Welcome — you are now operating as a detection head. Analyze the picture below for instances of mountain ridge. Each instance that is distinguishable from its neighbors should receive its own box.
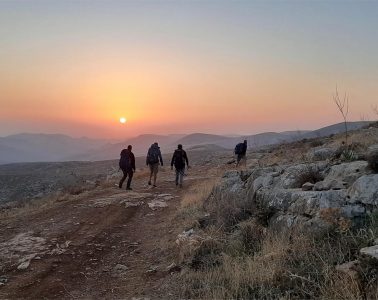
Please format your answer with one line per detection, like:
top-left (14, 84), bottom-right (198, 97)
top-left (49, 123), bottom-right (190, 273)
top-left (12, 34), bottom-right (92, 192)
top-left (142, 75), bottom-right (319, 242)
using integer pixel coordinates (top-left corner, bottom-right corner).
top-left (0, 121), bottom-right (371, 164)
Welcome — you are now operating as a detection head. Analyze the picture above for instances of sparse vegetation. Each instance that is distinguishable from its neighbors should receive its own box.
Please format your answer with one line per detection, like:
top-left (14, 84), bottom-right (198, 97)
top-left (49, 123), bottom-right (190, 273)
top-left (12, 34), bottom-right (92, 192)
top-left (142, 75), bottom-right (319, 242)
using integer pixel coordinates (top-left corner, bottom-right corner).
top-left (180, 223), bottom-right (377, 299)
top-left (367, 149), bottom-right (378, 173)
top-left (178, 127), bottom-right (378, 299)
top-left (333, 87), bottom-right (350, 146)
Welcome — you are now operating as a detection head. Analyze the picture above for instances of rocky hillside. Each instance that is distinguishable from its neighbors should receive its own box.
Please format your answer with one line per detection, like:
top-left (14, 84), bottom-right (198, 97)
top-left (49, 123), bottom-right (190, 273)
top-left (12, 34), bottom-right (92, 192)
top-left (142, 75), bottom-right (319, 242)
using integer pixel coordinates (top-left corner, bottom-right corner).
top-left (0, 124), bottom-right (377, 299)
top-left (177, 123), bottom-right (378, 299)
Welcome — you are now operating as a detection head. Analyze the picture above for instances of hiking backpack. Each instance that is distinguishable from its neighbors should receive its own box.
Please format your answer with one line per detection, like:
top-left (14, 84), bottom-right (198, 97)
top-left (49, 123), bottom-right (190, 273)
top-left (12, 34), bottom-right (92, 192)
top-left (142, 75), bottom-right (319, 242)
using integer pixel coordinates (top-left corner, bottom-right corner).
top-left (234, 143), bottom-right (244, 155)
top-left (174, 149), bottom-right (185, 169)
top-left (119, 149), bottom-right (130, 170)
top-left (147, 147), bottom-right (160, 164)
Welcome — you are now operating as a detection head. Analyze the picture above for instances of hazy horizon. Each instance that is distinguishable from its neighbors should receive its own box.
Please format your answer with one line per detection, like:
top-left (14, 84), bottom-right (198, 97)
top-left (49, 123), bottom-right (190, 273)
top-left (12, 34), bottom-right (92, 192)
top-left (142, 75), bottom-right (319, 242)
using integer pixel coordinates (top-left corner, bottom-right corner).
top-left (1, 1), bottom-right (377, 139)
top-left (0, 119), bottom-right (372, 142)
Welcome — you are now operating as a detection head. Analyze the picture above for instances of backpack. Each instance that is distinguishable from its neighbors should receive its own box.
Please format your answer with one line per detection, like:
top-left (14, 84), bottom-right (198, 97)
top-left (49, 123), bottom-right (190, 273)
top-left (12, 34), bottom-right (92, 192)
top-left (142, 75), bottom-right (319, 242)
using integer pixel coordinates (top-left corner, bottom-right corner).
top-left (174, 149), bottom-right (185, 169)
top-left (234, 143), bottom-right (244, 155)
top-left (119, 149), bottom-right (130, 170)
top-left (147, 146), bottom-right (160, 164)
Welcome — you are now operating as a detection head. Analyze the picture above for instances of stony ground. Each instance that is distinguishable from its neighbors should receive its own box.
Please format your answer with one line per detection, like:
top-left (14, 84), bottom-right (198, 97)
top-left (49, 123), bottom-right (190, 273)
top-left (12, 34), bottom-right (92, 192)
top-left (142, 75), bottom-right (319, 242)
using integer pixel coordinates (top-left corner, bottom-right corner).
top-left (0, 160), bottom-right (225, 299)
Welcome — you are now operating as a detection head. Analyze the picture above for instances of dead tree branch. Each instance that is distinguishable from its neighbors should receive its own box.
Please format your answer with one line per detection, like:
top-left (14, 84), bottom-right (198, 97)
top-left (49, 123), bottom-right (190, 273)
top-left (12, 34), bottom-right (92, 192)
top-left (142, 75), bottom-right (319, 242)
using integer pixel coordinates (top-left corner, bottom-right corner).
top-left (333, 87), bottom-right (349, 146)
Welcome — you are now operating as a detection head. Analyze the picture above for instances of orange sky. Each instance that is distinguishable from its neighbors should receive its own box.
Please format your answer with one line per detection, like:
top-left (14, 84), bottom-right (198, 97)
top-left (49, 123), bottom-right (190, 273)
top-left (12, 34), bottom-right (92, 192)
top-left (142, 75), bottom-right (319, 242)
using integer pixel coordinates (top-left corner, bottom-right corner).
top-left (1, 1), bottom-right (377, 139)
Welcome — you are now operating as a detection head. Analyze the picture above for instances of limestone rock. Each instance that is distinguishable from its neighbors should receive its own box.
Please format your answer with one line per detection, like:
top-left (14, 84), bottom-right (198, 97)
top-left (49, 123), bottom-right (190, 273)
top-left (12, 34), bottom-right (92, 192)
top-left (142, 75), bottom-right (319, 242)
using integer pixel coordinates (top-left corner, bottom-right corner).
top-left (148, 200), bottom-right (168, 210)
top-left (313, 179), bottom-right (347, 191)
top-left (17, 261), bottom-right (30, 270)
top-left (112, 264), bottom-right (129, 277)
top-left (309, 148), bottom-right (335, 161)
top-left (347, 174), bottom-right (378, 205)
top-left (360, 245), bottom-right (378, 260)
top-left (325, 161), bottom-right (368, 186)
top-left (302, 182), bottom-right (314, 191)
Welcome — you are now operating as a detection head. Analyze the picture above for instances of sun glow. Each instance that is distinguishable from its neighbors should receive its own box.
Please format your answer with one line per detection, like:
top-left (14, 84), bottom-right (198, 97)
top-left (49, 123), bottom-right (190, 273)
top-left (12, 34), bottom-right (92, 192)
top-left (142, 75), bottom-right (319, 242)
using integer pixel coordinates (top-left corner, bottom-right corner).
top-left (119, 117), bottom-right (127, 124)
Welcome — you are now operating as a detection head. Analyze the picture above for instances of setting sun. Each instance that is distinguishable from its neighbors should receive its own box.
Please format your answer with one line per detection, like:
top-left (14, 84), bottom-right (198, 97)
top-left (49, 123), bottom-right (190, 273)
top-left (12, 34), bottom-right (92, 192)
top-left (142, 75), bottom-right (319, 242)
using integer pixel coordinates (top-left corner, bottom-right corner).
top-left (119, 117), bottom-right (127, 124)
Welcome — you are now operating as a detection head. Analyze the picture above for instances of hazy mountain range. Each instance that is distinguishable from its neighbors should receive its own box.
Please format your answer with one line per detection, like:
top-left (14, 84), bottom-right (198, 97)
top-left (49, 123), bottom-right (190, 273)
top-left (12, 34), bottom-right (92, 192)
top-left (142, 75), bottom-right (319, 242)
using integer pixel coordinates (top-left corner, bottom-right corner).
top-left (0, 121), bottom-right (371, 164)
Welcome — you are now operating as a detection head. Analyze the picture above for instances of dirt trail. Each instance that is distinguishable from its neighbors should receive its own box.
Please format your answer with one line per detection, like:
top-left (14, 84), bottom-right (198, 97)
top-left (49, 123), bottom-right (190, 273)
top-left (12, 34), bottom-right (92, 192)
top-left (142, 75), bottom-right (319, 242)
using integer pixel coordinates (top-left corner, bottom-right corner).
top-left (0, 166), bottom-right (214, 299)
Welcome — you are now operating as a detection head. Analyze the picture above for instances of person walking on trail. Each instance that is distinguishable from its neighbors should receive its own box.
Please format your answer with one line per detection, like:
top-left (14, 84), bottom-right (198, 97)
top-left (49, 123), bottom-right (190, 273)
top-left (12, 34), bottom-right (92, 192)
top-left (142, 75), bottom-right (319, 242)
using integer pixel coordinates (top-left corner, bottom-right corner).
top-left (119, 145), bottom-right (136, 190)
top-left (146, 142), bottom-right (163, 187)
top-left (171, 144), bottom-right (189, 188)
top-left (235, 139), bottom-right (247, 167)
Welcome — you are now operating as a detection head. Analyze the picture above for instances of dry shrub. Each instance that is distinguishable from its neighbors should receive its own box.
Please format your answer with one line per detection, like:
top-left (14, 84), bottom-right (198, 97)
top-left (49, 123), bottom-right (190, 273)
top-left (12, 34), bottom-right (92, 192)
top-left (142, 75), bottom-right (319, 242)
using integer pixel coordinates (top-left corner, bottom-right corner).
top-left (177, 179), bottom-right (218, 230)
top-left (294, 165), bottom-right (324, 187)
top-left (319, 207), bottom-right (352, 232)
top-left (180, 226), bottom-right (375, 299)
top-left (181, 179), bottom-right (217, 209)
top-left (367, 149), bottom-right (378, 173)
top-left (204, 179), bottom-right (255, 229)
top-left (0, 191), bottom-right (71, 219)
top-left (191, 237), bottom-right (223, 270)
top-left (233, 219), bottom-right (267, 254)
top-left (206, 194), bottom-right (253, 228)
top-left (65, 185), bottom-right (87, 195)
top-left (321, 271), bottom-right (363, 300)
top-left (310, 139), bottom-right (325, 147)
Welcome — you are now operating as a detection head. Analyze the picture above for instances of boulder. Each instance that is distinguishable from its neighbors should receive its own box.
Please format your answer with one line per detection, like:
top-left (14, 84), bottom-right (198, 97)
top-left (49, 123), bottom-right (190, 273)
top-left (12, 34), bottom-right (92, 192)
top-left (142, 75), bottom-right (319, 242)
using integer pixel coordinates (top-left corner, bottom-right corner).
top-left (277, 162), bottom-right (327, 189)
top-left (347, 174), bottom-right (378, 205)
top-left (313, 179), bottom-right (347, 191)
top-left (341, 205), bottom-right (366, 218)
top-left (255, 188), bottom-right (294, 211)
top-left (309, 148), bottom-right (335, 161)
top-left (288, 190), bottom-right (346, 217)
top-left (324, 161), bottom-right (369, 186)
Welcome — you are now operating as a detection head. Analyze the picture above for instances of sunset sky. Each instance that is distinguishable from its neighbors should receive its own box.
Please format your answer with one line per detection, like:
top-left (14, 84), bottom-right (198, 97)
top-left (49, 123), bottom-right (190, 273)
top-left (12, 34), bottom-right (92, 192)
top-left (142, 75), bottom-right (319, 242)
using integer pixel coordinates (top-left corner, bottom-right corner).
top-left (1, 0), bottom-right (377, 139)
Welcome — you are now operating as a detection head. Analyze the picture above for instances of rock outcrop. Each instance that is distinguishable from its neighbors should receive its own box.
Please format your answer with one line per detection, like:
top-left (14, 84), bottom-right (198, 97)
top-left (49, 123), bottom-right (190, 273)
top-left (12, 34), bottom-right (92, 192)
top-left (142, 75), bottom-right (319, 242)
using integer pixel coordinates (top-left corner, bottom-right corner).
top-left (212, 158), bottom-right (375, 231)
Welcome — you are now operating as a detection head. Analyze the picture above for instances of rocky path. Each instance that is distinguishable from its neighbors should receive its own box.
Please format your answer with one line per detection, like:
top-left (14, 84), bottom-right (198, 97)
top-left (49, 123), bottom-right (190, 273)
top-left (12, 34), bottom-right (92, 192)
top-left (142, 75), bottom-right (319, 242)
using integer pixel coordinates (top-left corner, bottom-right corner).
top-left (0, 166), bottom-right (212, 299)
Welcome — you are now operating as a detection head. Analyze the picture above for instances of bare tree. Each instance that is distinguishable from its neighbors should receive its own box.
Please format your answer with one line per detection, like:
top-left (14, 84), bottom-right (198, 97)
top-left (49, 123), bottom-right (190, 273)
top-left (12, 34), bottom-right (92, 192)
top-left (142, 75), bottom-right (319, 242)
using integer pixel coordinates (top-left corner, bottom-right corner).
top-left (333, 87), bottom-right (349, 146)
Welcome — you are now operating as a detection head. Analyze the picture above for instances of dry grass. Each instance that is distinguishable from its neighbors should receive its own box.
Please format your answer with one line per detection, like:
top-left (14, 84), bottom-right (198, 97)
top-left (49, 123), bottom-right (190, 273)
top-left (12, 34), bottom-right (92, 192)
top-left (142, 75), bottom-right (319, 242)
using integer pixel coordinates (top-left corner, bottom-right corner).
top-left (174, 128), bottom-right (378, 298)
top-left (181, 179), bottom-right (218, 209)
top-left (177, 162), bottom-right (378, 299)
top-left (0, 191), bottom-right (72, 220)
top-left (180, 226), bottom-right (377, 299)
top-left (176, 178), bottom-right (219, 231)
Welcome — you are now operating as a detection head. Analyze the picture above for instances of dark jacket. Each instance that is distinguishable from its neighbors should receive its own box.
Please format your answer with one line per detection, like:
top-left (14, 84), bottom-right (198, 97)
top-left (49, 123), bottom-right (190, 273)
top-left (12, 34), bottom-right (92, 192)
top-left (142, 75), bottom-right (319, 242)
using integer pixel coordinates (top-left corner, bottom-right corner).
top-left (171, 149), bottom-right (189, 169)
top-left (119, 149), bottom-right (136, 171)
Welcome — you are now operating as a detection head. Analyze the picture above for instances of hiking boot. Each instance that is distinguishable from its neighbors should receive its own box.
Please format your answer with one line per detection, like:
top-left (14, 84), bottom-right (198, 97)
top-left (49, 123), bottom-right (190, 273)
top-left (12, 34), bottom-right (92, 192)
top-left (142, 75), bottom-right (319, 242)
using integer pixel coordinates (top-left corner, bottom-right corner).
top-left (148, 181), bottom-right (151, 185)
top-left (126, 187), bottom-right (132, 191)
top-left (153, 184), bottom-right (157, 188)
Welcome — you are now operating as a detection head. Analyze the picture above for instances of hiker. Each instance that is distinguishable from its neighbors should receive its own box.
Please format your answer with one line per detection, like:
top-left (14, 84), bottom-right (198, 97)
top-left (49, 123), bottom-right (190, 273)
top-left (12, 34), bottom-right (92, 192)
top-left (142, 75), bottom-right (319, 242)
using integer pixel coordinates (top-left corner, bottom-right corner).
top-left (119, 145), bottom-right (136, 190)
top-left (235, 139), bottom-right (247, 167)
top-left (171, 144), bottom-right (189, 188)
top-left (146, 142), bottom-right (163, 187)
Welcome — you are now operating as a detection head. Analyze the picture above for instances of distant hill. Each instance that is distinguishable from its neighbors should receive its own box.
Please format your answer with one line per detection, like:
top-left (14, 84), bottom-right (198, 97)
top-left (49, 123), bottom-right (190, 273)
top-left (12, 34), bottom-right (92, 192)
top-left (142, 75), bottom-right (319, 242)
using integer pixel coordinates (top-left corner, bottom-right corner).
top-left (0, 121), bottom-right (372, 164)
top-left (0, 134), bottom-right (109, 164)
top-left (187, 144), bottom-right (228, 152)
top-left (176, 133), bottom-right (228, 146)
top-left (70, 134), bottom-right (186, 161)
top-left (301, 121), bottom-right (370, 139)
